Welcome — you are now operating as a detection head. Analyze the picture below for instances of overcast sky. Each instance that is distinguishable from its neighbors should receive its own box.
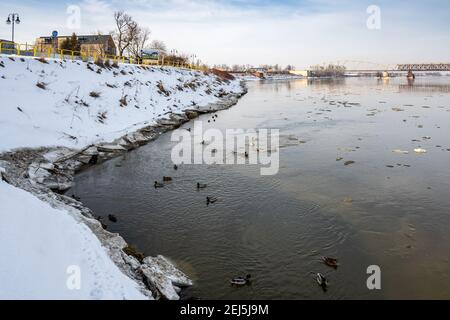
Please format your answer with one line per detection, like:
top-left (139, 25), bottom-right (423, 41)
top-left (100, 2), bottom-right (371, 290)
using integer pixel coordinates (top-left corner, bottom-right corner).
top-left (1, 0), bottom-right (449, 68)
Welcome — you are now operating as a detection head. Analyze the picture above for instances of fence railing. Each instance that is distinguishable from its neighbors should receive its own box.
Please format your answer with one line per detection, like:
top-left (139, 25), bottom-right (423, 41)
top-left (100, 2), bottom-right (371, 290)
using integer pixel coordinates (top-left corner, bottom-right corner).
top-left (0, 41), bottom-right (206, 71)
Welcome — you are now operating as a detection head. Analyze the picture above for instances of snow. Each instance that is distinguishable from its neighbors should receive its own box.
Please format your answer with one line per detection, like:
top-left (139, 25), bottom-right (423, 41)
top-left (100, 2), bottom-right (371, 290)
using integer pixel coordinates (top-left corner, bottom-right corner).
top-left (0, 55), bottom-right (243, 299)
top-left (141, 256), bottom-right (193, 300)
top-left (0, 55), bottom-right (242, 152)
top-left (0, 179), bottom-right (147, 300)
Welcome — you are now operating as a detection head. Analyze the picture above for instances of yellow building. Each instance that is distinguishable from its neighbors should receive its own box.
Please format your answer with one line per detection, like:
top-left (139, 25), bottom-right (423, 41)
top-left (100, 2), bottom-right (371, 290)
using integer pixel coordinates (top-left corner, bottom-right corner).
top-left (35, 34), bottom-right (117, 57)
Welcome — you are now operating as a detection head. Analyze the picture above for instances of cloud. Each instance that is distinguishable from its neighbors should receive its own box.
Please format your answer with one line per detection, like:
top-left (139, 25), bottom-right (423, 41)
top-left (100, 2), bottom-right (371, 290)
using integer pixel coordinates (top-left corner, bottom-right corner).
top-left (1, 0), bottom-right (449, 67)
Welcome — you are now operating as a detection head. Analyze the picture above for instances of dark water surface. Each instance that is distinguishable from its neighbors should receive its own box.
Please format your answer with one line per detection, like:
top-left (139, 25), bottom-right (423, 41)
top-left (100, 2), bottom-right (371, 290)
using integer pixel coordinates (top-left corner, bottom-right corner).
top-left (69, 77), bottom-right (450, 299)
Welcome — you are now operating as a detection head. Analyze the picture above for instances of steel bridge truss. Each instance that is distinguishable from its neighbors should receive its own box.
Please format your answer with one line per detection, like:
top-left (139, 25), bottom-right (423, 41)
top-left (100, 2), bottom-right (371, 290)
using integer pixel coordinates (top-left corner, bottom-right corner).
top-left (397, 63), bottom-right (450, 71)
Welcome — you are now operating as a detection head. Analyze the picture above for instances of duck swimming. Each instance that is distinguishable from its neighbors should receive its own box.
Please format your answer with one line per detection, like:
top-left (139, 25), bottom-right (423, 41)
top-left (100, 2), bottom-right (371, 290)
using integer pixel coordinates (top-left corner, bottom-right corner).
top-left (230, 274), bottom-right (251, 287)
top-left (322, 257), bottom-right (339, 269)
top-left (154, 181), bottom-right (164, 188)
top-left (315, 273), bottom-right (328, 291)
top-left (197, 183), bottom-right (207, 189)
top-left (173, 165), bottom-right (178, 170)
top-left (206, 196), bottom-right (218, 205)
top-left (163, 176), bottom-right (173, 182)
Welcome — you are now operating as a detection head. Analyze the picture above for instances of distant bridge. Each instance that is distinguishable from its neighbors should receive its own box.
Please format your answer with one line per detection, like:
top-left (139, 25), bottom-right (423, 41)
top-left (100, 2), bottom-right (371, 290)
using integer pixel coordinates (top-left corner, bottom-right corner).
top-left (396, 63), bottom-right (450, 71)
top-left (305, 61), bottom-right (450, 72)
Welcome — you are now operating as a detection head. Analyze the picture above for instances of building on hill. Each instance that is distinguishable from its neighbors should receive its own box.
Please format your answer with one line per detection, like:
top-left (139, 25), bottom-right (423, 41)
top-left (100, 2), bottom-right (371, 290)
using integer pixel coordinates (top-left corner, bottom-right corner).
top-left (35, 34), bottom-right (117, 57)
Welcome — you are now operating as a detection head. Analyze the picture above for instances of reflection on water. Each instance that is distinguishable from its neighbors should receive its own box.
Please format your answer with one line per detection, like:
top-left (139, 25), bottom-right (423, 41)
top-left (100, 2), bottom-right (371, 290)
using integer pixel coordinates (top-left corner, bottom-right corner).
top-left (399, 82), bottom-right (450, 93)
top-left (68, 77), bottom-right (450, 299)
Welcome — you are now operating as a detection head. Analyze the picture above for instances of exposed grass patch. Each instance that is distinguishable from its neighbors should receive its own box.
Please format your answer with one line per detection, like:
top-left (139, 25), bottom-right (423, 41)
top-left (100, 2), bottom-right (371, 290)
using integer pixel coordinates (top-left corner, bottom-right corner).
top-left (75, 99), bottom-right (89, 107)
top-left (119, 95), bottom-right (128, 107)
top-left (97, 111), bottom-right (108, 123)
top-left (215, 89), bottom-right (227, 98)
top-left (89, 91), bottom-right (101, 98)
top-left (87, 63), bottom-right (95, 72)
top-left (211, 68), bottom-right (235, 81)
top-left (36, 81), bottom-right (47, 90)
top-left (36, 57), bottom-right (49, 64)
top-left (157, 82), bottom-right (170, 96)
top-left (94, 58), bottom-right (105, 68)
top-left (184, 80), bottom-right (198, 91)
top-left (123, 245), bottom-right (145, 263)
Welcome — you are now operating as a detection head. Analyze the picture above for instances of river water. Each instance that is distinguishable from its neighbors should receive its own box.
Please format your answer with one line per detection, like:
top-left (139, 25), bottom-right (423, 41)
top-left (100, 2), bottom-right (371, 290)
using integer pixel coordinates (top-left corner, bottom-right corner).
top-left (68, 77), bottom-right (450, 299)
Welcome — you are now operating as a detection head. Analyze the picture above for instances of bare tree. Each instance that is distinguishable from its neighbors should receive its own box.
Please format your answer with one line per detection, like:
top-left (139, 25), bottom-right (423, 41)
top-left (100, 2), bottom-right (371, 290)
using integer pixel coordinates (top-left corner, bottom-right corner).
top-left (149, 40), bottom-right (167, 54)
top-left (112, 11), bottom-right (138, 57)
top-left (129, 27), bottom-right (151, 60)
top-left (285, 65), bottom-right (294, 71)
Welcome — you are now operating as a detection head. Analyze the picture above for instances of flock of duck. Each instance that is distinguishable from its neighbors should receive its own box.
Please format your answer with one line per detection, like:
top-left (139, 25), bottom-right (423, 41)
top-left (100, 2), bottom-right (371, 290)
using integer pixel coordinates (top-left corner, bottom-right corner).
top-left (155, 159), bottom-right (339, 291)
top-left (153, 174), bottom-right (218, 205)
top-left (151, 112), bottom-right (341, 292)
top-left (313, 257), bottom-right (339, 292)
top-left (228, 256), bottom-right (339, 290)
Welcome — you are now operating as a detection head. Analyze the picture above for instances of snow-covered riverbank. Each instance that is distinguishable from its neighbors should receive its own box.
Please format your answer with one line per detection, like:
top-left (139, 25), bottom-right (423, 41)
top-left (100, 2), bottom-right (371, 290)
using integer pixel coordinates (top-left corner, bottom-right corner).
top-left (0, 55), bottom-right (246, 300)
top-left (0, 56), bottom-right (242, 152)
top-left (0, 177), bottom-right (148, 300)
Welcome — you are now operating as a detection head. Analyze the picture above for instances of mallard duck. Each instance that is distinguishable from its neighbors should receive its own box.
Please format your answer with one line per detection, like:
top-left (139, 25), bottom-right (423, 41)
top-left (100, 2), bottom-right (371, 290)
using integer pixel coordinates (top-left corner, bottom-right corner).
top-left (322, 257), bottom-right (339, 269)
top-left (154, 181), bottom-right (164, 188)
top-left (173, 165), bottom-right (178, 170)
top-left (163, 176), bottom-right (173, 182)
top-left (197, 183), bottom-right (207, 189)
top-left (206, 196), bottom-right (218, 204)
top-left (230, 274), bottom-right (251, 287)
top-left (316, 273), bottom-right (328, 291)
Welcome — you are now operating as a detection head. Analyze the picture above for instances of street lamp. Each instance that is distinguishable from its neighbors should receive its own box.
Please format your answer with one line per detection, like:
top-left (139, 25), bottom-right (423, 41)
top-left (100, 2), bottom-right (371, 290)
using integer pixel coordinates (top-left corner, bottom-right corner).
top-left (6, 13), bottom-right (20, 43)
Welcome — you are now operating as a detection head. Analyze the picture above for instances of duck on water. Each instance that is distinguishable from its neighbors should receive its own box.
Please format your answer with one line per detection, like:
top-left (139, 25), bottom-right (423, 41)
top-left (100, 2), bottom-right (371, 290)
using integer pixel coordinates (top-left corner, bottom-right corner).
top-left (230, 274), bottom-right (252, 287)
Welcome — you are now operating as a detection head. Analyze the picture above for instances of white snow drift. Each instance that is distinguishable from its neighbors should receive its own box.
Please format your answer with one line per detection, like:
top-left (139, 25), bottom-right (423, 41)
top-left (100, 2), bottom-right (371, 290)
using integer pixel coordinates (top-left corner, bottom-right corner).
top-left (0, 55), bottom-right (242, 152)
top-left (0, 177), bottom-right (147, 300)
top-left (0, 55), bottom-right (243, 299)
